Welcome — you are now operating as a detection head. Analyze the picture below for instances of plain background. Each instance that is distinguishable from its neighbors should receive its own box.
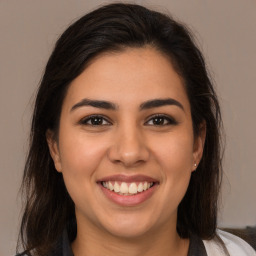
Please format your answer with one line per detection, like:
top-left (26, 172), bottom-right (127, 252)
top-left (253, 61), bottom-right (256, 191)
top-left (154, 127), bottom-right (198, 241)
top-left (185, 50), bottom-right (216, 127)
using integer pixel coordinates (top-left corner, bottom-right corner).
top-left (0, 0), bottom-right (255, 255)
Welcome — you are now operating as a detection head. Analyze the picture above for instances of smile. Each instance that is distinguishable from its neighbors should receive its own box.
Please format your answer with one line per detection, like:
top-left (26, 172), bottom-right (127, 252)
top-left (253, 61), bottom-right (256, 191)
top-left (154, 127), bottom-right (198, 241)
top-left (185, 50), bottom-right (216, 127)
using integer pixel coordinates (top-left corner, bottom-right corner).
top-left (101, 181), bottom-right (154, 195)
top-left (98, 175), bottom-right (159, 206)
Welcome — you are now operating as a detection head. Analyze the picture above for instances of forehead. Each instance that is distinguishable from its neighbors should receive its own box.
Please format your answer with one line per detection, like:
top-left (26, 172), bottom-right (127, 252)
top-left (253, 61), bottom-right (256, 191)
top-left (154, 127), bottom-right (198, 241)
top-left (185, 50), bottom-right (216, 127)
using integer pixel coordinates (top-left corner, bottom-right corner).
top-left (63, 47), bottom-right (190, 112)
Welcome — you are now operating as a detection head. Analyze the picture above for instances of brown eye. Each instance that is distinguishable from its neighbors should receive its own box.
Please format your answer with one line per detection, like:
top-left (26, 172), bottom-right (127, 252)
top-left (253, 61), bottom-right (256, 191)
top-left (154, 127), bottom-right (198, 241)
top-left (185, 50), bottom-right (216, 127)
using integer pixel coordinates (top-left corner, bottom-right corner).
top-left (91, 117), bottom-right (103, 125)
top-left (80, 115), bottom-right (111, 126)
top-left (152, 117), bottom-right (165, 125)
top-left (145, 115), bottom-right (177, 126)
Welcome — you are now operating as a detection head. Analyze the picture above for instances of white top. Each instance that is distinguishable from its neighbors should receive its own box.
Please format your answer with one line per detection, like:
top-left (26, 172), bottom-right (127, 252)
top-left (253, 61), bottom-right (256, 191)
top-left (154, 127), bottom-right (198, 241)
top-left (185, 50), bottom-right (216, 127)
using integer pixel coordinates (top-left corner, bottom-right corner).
top-left (203, 229), bottom-right (255, 256)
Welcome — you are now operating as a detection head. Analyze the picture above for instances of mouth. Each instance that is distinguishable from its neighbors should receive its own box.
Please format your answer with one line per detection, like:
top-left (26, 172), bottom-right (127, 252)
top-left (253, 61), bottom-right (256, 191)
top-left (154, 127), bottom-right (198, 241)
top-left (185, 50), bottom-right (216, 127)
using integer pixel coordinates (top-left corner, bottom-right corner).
top-left (98, 175), bottom-right (159, 206)
top-left (101, 181), bottom-right (155, 196)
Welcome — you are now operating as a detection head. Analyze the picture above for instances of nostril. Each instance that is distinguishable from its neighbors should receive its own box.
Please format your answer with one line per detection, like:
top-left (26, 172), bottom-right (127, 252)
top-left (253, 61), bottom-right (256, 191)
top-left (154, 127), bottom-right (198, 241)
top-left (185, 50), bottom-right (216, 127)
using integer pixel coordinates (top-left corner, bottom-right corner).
top-left (107, 136), bottom-right (150, 166)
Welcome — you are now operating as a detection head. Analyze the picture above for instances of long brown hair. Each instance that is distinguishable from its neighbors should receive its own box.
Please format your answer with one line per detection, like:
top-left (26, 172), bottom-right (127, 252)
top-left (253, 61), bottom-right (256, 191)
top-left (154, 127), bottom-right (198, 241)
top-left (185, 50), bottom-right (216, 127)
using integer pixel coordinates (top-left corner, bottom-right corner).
top-left (17, 3), bottom-right (223, 255)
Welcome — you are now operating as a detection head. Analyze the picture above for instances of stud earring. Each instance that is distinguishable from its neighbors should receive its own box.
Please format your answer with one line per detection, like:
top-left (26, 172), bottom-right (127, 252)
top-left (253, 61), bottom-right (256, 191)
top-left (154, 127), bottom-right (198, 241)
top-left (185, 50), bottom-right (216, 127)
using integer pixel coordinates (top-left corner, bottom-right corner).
top-left (194, 163), bottom-right (197, 167)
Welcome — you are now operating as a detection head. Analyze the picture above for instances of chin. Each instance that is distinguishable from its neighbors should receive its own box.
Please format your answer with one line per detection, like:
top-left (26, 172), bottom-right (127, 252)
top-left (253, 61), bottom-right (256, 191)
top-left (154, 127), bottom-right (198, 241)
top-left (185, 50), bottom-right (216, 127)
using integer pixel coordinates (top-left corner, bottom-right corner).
top-left (106, 225), bottom-right (152, 239)
top-left (100, 214), bottom-right (154, 239)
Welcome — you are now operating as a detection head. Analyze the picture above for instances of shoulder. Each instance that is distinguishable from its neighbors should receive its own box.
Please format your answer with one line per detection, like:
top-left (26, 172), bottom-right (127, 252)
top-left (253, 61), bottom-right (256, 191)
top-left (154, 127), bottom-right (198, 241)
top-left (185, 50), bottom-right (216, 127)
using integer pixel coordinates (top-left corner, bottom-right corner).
top-left (203, 229), bottom-right (256, 256)
top-left (218, 230), bottom-right (256, 255)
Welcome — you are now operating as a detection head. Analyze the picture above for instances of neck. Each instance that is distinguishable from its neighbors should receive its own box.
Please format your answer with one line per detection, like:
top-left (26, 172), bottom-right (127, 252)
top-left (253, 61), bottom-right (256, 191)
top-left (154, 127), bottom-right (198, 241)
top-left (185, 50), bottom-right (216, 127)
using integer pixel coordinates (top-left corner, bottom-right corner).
top-left (72, 217), bottom-right (189, 256)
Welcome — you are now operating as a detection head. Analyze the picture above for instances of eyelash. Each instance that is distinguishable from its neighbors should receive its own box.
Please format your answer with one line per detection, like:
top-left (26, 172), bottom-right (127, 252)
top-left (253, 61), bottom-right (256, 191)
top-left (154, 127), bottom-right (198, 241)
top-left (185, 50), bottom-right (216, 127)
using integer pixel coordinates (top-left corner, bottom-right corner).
top-left (79, 114), bottom-right (178, 127)
top-left (145, 114), bottom-right (178, 126)
top-left (79, 115), bottom-right (112, 126)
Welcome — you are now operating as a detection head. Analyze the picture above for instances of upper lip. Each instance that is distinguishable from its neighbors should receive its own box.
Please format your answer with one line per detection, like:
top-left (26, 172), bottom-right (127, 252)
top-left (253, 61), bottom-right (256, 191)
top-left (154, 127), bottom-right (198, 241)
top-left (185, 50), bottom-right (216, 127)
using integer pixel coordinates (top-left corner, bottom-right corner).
top-left (98, 174), bottom-right (158, 183)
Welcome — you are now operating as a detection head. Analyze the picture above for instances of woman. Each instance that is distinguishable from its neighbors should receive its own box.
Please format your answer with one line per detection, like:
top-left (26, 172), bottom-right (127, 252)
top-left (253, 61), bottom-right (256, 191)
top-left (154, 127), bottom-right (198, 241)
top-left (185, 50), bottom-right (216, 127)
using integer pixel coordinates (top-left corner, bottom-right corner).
top-left (16, 3), bottom-right (255, 256)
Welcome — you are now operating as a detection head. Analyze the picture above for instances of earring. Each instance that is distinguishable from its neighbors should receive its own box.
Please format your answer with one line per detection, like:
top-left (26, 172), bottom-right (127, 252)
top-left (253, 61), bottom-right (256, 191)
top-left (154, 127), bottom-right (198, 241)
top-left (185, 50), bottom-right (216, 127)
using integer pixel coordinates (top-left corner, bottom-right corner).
top-left (194, 163), bottom-right (197, 167)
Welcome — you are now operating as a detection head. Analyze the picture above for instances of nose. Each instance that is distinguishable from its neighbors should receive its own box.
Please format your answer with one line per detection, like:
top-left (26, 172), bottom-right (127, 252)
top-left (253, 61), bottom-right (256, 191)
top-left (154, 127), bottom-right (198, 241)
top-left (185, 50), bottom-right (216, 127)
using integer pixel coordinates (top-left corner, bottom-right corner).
top-left (107, 126), bottom-right (150, 168)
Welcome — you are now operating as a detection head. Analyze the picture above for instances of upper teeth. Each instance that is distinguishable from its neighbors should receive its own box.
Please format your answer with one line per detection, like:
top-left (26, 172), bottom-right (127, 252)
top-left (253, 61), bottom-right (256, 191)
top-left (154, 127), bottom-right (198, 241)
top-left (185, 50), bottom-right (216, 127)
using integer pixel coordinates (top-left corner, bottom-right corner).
top-left (102, 181), bottom-right (153, 195)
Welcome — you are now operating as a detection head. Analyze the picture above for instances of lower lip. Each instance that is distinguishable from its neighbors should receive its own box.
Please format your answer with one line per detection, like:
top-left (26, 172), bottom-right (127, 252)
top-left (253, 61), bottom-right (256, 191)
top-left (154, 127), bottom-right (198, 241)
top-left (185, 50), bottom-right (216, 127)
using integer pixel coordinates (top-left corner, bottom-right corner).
top-left (99, 183), bottom-right (158, 206)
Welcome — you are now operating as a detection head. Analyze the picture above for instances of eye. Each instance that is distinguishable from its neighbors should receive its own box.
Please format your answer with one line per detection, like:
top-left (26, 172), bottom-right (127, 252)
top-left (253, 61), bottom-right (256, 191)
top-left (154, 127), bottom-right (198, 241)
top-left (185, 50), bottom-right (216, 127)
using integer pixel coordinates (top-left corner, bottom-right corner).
top-left (79, 115), bottom-right (111, 126)
top-left (145, 114), bottom-right (177, 126)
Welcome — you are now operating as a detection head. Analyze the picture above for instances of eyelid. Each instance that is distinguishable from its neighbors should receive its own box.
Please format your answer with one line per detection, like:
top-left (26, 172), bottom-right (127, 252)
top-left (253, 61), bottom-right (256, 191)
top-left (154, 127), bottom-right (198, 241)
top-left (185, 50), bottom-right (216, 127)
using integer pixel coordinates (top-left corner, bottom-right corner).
top-left (79, 114), bottom-right (112, 125)
top-left (78, 114), bottom-right (177, 126)
top-left (144, 114), bottom-right (178, 126)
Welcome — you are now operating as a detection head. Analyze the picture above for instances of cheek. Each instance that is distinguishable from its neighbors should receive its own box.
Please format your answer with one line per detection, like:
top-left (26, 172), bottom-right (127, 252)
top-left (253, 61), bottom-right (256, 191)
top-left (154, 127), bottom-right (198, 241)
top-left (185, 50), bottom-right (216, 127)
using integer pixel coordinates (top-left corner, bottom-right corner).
top-left (152, 131), bottom-right (194, 200)
top-left (57, 131), bottom-right (110, 206)
top-left (59, 133), bottom-right (108, 174)
top-left (58, 132), bottom-right (109, 208)
top-left (153, 131), bottom-right (194, 173)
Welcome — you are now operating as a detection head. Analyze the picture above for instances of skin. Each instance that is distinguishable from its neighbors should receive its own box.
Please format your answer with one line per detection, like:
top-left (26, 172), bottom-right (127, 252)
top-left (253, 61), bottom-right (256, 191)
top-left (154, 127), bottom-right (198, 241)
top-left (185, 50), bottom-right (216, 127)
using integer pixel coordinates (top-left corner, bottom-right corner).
top-left (47, 47), bottom-right (205, 256)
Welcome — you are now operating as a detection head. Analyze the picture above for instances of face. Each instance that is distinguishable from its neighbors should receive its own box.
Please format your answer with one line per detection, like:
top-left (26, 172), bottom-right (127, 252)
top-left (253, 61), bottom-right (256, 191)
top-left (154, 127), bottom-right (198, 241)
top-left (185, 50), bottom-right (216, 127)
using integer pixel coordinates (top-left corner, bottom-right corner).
top-left (47, 47), bottom-right (205, 239)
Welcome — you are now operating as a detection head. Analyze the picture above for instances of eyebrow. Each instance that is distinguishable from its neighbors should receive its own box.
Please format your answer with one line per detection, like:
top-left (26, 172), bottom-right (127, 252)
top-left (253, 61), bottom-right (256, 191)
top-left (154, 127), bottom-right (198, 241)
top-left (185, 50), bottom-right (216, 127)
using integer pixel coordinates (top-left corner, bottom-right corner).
top-left (71, 99), bottom-right (117, 112)
top-left (70, 98), bottom-right (184, 112)
top-left (140, 98), bottom-right (184, 111)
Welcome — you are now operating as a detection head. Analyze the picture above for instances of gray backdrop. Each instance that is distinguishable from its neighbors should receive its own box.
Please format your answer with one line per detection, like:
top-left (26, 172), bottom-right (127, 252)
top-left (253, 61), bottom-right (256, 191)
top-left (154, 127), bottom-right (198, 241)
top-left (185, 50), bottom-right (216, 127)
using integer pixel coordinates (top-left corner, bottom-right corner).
top-left (0, 0), bottom-right (255, 255)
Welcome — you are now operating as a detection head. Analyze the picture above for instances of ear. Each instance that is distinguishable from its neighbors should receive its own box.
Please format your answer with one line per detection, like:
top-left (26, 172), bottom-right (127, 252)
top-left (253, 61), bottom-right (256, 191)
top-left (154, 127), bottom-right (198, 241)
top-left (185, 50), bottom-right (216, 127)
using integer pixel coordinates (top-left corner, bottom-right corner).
top-left (192, 121), bottom-right (206, 171)
top-left (46, 129), bottom-right (62, 173)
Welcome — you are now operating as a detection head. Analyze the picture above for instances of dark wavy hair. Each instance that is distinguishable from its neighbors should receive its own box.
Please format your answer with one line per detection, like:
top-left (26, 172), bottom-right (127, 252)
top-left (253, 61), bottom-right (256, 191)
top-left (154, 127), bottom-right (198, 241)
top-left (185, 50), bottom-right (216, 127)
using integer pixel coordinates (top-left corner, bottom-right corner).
top-left (17, 3), bottom-right (223, 255)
